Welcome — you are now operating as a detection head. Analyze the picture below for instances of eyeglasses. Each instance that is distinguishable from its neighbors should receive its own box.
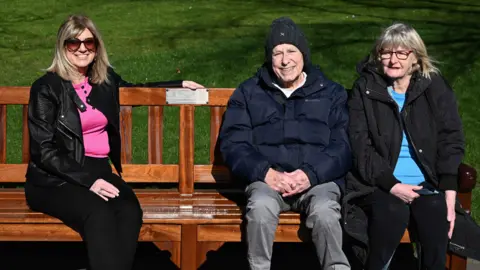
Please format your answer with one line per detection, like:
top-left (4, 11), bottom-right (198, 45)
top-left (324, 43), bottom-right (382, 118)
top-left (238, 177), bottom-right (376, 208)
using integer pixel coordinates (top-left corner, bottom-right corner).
top-left (379, 50), bottom-right (413, 60)
top-left (64, 38), bottom-right (97, 52)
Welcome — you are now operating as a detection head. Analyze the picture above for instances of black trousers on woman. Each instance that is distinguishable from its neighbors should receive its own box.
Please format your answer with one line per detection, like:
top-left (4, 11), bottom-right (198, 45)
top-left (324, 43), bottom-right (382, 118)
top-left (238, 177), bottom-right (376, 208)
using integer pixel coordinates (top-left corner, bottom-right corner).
top-left (25, 157), bottom-right (143, 270)
top-left (364, 189), bottom-right (449, 270)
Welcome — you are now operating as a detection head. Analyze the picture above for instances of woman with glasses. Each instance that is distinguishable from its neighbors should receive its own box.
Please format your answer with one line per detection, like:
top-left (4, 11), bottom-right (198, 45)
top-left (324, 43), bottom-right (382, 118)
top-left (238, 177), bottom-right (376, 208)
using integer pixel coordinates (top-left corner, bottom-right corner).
top-left (343, 23), bottom-right (464, 269)
top-left (24, 14), bottom-right (203, 270)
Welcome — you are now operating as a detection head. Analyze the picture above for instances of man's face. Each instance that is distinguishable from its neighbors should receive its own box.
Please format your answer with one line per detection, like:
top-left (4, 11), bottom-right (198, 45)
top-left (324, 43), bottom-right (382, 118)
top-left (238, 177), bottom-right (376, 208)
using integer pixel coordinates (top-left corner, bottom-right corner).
top-left (271, 43), bottom-right (304, 88)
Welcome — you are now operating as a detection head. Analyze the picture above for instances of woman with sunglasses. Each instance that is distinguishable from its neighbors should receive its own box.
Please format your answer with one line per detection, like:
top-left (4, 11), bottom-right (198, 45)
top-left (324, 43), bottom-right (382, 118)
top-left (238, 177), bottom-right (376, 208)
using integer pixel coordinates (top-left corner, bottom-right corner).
top-left (343, 23), bottom-right (464, 269)
top-left (24, 15), bottom-right (203, 270)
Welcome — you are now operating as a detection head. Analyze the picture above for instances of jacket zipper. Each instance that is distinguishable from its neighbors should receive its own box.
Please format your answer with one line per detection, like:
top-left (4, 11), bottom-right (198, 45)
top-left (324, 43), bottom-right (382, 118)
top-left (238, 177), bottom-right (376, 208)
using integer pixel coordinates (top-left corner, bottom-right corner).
top-left (56, 126), bottom-right (73, 140)
top-left (369, 87), bottom-right (403, 167)
top-left (57, 120), bottom-right (75, 140)
top-left (402, 108), bottom-right (436, 183)
top-left (58, 120), bottom-right (81, 142)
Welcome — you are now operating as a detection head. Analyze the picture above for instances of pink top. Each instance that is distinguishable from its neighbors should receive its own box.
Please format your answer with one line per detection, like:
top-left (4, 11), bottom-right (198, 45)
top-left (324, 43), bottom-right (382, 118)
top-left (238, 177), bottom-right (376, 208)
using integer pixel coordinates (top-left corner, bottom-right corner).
top-left (72, 78), bottom-right (110, 158)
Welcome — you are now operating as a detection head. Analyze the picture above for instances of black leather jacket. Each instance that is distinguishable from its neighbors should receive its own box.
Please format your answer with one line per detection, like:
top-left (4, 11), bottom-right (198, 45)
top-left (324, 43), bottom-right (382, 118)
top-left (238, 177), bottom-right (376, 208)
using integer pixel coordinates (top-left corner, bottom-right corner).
top-left (26, 69), bottom-right (183, 188)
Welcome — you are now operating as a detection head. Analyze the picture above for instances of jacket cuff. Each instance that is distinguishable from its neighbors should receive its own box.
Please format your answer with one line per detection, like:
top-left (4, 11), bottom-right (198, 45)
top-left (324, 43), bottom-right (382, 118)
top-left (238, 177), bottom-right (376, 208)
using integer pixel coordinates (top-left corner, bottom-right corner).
top-left (81, 174), bottom-right (99, 188)
top-left (438, 174), bottom-right (458, 191)
top-left (377, 170), bottom-right (401, 192)
top-left (254, 163), bottom-right (271, 183)
top-left (300, 164), bottom-right (318, 186)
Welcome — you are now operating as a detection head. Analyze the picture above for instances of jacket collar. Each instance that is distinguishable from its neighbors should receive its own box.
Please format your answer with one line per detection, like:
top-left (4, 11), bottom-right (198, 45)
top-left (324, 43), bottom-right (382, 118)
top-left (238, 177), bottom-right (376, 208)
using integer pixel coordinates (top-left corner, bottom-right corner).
top-left (60, 79), bottom-right (87, 112)
top-left (357, 56), bottom-right (432, 106)
top-left (257, 63), bottom-right (328, 97)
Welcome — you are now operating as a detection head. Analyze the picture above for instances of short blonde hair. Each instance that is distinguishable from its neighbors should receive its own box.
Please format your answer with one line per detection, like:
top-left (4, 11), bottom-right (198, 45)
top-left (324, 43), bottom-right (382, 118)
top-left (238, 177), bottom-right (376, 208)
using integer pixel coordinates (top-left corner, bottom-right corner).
top-left (47, 15), bottom-right (111, 84)
top-left (369, 23), bottom-right (439, 78)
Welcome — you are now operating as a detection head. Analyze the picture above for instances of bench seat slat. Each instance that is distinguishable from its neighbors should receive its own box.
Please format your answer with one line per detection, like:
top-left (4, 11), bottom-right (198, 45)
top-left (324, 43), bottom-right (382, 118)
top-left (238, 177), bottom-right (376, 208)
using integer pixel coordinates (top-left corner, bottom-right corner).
top-left (0, 223), bottom-right (180, 241)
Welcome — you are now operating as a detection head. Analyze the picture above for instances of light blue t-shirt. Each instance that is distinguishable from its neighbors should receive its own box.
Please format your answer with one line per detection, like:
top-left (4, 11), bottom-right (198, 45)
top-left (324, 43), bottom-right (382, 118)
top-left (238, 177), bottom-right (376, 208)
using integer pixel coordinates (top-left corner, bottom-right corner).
top-left (388, 86), bottom-right (424, 186)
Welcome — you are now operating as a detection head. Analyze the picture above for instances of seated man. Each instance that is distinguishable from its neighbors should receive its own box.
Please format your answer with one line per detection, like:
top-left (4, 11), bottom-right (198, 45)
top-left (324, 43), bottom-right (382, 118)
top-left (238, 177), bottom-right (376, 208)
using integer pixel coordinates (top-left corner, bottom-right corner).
top-left (219, 17), bottom-right (351, 270)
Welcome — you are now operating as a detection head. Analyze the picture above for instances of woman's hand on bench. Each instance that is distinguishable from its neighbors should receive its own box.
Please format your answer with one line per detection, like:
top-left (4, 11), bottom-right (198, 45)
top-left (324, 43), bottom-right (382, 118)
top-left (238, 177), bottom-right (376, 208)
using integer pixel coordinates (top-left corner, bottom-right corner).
top-left (182, 80), bottom-right (204, 90)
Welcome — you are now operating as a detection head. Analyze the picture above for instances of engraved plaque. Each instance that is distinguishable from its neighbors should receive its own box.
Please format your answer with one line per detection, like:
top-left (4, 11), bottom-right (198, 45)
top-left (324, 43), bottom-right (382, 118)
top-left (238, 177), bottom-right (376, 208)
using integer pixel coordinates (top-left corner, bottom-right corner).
top-left (166, 88), bottom-right (209, 104)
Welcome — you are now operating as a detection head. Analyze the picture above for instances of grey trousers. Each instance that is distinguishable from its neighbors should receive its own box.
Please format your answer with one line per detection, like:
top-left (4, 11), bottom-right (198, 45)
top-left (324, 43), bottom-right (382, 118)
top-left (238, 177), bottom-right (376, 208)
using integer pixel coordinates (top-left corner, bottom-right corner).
top-left (245, 181), bottom-right (350, 270)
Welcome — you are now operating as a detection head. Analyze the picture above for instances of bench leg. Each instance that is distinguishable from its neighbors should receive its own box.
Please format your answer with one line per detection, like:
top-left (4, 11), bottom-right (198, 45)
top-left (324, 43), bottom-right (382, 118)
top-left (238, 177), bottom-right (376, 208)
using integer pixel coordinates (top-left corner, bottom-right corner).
top-left (181, 224), bottom-right (198, 270)
top-left (153, 241), bottom-right (181, 268)
top-left (197, 241), bottom-right (224, 268)
top-left (446, 252), bottom-right (467, 270)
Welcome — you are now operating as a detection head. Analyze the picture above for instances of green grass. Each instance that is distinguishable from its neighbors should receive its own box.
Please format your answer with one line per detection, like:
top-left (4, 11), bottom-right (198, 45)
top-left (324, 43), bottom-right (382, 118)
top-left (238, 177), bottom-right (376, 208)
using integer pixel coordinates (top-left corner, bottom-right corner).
top-left (1, 0), bottom-right (479, 219)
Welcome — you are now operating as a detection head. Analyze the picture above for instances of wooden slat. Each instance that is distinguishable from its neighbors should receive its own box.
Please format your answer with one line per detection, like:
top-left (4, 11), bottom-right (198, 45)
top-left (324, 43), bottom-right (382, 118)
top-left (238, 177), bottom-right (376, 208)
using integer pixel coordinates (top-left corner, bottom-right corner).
top-left (0, 87), bottom-right (29, 104)
top-left (0, 87), bottom-right (235, 106)
top-left (181, 224), bottom-right (198, 270)
top-left (194, 165), bottom-right (231, 183)
top-left (148, 106), bottom-right (164, 164)
top-left (22, 105), bottom-right (29, 163)
top-left (0, 105), bottom-right (6, 163)
top-left (206, 88), bottom-right (234, 106)
top-left (198, 224), bottom-right (413, 244)
top-left (179, 106), bottom-right (195, 194)
top-left (198, 224), bottom-right (303, 242)
top-left (400, 230), bottom-right (410, 243)
top-left (210, 106), bottom-right (226, 164)
top-left (0, 87), bottom-right (234, 106)
top-left (119, 87), bottom-right (166, 105)
top-left (0, 189), bottom-right (183, 198)
top-left (119, 164), bottom-right (178, 182)
top-left (120, 106), bottom-right (133, 164)
top-left (0, 164), bottom-right (179, 183)
top-left (0, 224), bottom-right (181, 241)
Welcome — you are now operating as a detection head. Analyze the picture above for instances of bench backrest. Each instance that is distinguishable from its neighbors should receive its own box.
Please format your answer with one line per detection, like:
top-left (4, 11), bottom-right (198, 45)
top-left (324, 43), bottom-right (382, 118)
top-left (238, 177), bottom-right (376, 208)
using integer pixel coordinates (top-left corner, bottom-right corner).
top-left (0, 86), bottom-right (234, 195)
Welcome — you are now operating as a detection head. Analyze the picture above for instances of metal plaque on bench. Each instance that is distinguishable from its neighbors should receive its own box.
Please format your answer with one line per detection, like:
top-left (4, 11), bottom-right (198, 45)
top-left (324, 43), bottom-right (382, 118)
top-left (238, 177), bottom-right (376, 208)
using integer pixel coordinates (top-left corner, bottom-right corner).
top-left (166, 88), bottom-right (209, 104)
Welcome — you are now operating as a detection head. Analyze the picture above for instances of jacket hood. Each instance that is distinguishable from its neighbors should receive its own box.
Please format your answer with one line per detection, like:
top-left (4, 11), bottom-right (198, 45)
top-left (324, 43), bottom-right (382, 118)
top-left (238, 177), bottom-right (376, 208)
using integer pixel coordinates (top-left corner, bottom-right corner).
top-left (355, 55), bottom-right (396, 87)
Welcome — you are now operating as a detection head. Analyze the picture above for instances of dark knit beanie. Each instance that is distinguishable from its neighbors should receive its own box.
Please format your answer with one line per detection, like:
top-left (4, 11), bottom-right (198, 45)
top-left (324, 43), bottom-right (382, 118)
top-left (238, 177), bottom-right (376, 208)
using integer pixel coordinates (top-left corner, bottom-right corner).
top-left (265, 17), bottom-right (310, 65)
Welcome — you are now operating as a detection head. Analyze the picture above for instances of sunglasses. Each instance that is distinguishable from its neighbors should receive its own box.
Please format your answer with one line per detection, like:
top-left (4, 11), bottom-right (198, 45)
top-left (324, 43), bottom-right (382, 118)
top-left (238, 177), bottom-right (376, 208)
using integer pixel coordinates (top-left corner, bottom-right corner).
top-left (65, 37), bottom-right (97, 52)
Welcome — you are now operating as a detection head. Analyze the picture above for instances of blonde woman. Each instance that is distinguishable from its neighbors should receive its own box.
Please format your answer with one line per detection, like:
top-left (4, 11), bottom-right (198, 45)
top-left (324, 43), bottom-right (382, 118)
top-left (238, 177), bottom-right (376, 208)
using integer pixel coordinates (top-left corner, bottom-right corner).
top-left (24, 15), bottom-right (203, 270)
top-left (343, 23), bottom-right (464, 269)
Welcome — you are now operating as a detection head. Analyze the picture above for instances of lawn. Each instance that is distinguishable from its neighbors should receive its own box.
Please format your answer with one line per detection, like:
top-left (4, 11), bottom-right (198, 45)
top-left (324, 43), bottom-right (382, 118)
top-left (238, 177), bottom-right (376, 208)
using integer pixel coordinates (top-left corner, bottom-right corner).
top-left (0, 0), bottom-right (479, 219)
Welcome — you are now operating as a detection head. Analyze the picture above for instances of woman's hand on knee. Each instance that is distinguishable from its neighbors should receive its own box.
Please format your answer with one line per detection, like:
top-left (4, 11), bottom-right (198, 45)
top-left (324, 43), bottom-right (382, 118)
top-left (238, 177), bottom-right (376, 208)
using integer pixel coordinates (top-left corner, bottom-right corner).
top-left (390, 183), bottom-right (421, 204)
top-left (89, 179), bottom-right (120, 201)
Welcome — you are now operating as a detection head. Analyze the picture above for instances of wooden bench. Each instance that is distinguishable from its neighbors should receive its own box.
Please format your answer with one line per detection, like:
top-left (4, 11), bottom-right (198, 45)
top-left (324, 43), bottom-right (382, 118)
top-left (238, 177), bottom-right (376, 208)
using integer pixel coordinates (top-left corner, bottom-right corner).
top-left (0, 86), bottom-right (477, 270)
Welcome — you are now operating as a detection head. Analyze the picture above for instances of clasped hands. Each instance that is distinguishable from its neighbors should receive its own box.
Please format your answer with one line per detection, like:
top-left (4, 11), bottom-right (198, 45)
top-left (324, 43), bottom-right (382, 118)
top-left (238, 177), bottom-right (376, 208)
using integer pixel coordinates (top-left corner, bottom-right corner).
top-left (264, 168), bottom-right (311, 197)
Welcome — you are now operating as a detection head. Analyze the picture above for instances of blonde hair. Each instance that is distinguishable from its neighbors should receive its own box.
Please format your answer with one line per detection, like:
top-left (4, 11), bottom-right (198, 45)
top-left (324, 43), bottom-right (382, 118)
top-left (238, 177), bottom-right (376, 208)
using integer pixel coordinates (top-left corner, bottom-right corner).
top-left (47, 15), bottom-right (111, 84)
top-left (369, 23), bottom-right (439, 78)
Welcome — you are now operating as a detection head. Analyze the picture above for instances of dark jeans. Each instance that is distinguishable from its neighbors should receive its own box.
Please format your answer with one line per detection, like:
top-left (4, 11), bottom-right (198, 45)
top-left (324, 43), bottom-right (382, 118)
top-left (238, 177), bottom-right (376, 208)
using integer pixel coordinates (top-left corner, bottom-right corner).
top-left (364, 189), bottom-right (449, 270)
top-left (25, 157), bottom-right (143, 270)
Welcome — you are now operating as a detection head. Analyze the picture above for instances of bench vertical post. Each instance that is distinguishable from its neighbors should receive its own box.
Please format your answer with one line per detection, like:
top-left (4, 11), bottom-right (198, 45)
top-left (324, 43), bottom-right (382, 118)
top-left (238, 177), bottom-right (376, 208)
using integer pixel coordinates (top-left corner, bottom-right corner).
top-left (209, 106), bottom-right (225, 164)
top-left (178, 105), bottom-right (195, 195)
top-left (22, 106), bottom-right (29, 163)
top-left (120, 106), bottom-right (133, 164)
top-left (148, 106), bottom-right (164, 164)
top-left (178, 105), bottom-right (196, 270)
top-left (0, 105), bottom-right (6, 163)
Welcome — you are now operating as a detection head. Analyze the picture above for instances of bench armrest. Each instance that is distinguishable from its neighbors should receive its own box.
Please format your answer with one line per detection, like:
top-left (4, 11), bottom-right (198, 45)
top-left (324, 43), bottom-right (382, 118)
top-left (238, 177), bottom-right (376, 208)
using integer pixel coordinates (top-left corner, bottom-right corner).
top-left (458, 163), bottom-right (477, 193)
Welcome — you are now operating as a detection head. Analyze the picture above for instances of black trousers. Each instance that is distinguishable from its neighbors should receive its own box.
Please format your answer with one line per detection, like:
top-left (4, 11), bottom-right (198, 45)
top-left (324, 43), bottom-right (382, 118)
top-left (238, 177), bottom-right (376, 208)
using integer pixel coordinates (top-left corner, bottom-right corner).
top-left (364, 189), bottom-right (449, 270)
top-left (25, 157), bottom-right (143, 270)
